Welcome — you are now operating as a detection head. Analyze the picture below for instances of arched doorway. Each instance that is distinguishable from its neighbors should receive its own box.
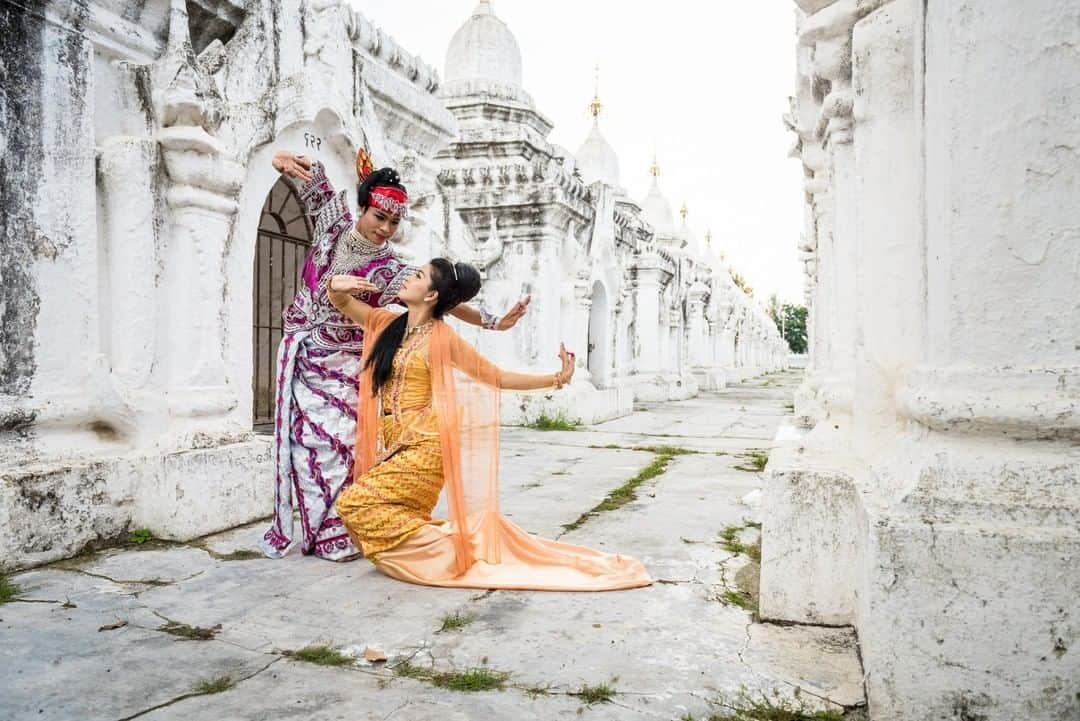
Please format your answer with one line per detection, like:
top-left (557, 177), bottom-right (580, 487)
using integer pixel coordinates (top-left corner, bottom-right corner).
top-left (587, 280), bottom-right (609, 386)
top-left (252, 178), bottom-right (312, 431)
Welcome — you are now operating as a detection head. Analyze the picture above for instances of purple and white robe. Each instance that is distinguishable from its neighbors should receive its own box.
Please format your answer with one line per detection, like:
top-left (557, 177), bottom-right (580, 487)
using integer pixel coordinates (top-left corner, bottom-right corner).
top-left (260, 161), bottom-right (414, 561)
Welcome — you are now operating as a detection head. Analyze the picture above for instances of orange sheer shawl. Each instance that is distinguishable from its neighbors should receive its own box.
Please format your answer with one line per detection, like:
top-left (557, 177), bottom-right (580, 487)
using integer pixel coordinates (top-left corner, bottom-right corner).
top-left (355, 310), bottom-right (652, 591)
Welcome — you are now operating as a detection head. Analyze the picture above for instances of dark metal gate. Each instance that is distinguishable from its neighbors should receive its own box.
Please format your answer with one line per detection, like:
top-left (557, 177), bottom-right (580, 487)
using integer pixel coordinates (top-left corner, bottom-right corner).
top-left (253, 178), bottom-right (313, 431)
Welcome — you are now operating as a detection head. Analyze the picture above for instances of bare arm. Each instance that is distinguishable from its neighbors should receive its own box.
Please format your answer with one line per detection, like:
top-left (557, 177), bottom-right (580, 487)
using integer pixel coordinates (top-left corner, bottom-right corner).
top-left (326, 275), bottom-right (381, 326)
top-left (448, 296), bottom-right (532, 331)
top-left (447, 303), bottom-right (484, 326)
top-left (498, 344), bottom-right (576, 391)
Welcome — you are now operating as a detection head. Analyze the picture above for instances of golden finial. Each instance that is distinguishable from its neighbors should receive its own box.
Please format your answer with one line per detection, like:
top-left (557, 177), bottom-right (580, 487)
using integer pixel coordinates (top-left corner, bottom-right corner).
top-left (680, 202), bottom-right (688, 221)
top-left (588, 64), bottom-right (602, 119)
top-left (705, 228), bottom-right (713, 245)
top-left (649, 153), bottom-right (660, 178)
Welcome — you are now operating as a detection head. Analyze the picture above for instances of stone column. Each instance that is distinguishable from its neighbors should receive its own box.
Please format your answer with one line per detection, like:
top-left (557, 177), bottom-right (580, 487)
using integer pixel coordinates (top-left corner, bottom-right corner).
top-left (151, 0), bottom-right (244, 424)
top-left (850, 0), bottom-right (921, 452)
top-left (716, 294), bottom-right (737, 375)
top-left (94, 138), bottom-right (165, 441)
top-left (667, 306), bottom-right (681, 376)
top-left (812, 27), bottom-right (856, 422)
top-left (631, 260), bottom-right (665, 376)
top-left (868, 1), bottom-right (1080, 717)
top-left (687, 284), bottom-right (708, 370)
top-left (573, 272), bottom-right (593, 383)
top-left (761, 1), bottom-right (861, 628)
top-left (158, 128), bottom-right (243, 419)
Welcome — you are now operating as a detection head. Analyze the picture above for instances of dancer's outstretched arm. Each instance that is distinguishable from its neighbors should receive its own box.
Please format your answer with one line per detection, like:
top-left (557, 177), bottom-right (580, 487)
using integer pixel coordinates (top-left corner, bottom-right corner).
top-left (448, 296), bottom-right (531, 331)
top-left (499, 343), bottom-right (576, 390)
top-left (326, 275), bottom-right (381, 326)
top-left (451, 334), bottom-right (576, 391)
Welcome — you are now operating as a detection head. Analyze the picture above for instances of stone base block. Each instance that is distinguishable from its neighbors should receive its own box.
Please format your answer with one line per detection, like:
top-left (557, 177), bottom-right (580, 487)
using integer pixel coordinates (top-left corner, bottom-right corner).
top-left (759, 421), bottom-right (860, 625)
top-left (631, 373), bottom-right (699, 402)
top-left (693, 368), bottom-right (727, 391)
top-left (859, 511), bottom-right (1080, 721)
top-left (727, 366), bottom-right (768, 384)
top-left (501, 382), bottom-right (633, 426)
top-left (134, 439), bottom-right (274, 541)
top-left (0, 438), bottom-right (273, 572)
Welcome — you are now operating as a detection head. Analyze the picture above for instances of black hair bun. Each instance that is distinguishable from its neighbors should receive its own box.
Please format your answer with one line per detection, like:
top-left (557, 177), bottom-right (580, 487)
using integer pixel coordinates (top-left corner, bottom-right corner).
top-left (452, 262), bottom-right (482, 306)
top-left (370, 167), bottom-right (400, 185)
top-left (357, 166), bottom-right (406, 209)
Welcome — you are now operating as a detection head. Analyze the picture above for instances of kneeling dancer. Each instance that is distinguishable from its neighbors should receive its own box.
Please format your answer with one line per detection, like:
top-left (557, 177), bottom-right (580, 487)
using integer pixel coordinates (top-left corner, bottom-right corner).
top-left (328, 260), bottom-right (652, 591)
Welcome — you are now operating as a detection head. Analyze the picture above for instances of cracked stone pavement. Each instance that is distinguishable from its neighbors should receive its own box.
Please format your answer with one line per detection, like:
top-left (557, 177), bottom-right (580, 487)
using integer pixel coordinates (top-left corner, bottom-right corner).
top-left (1, 370), bottom-right (865, 720)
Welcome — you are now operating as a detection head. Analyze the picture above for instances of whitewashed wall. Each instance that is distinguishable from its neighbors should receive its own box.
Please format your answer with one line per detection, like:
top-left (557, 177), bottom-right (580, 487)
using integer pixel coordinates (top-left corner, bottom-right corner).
top-left (763, 1), bottom-right (1080, 719)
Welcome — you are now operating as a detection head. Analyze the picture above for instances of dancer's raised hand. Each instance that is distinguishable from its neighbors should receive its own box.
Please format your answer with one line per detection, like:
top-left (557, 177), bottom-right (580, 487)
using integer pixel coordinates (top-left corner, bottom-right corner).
top-left (272, 150), bottom-right (313, 183)
top-left (327, 275), bottom-right (380, 327)
top-left (328, 275), bottom-right (379, 295)
top-left (496, 295), bottom-right (531, 331)
top-left (554, 343), bottom-right (576, 389)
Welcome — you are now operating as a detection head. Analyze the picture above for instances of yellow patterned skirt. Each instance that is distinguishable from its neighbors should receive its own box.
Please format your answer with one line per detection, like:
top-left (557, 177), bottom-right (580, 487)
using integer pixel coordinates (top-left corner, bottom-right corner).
top-left (336, 412), bottom-right (444, 559)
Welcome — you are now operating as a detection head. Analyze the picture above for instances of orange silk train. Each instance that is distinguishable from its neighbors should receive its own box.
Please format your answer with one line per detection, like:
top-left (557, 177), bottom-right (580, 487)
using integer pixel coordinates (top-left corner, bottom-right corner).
top-left (354, 311), bottom-right (652, 591)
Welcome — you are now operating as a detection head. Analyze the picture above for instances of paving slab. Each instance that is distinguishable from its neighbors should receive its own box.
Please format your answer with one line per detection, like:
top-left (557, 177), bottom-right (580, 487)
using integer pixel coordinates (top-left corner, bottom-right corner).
top-left (0, 371), bottom-right (865, 720)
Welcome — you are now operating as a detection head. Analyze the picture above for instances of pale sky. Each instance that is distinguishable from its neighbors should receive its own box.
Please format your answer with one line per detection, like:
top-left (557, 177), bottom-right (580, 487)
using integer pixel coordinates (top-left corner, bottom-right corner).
top-left (352, 1), bottom-right (805, 304)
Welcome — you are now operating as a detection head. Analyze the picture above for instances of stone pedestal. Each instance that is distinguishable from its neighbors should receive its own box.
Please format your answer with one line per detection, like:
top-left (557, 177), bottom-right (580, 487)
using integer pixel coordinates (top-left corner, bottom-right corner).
top-left (767, 1), bottom-right (1080, 718)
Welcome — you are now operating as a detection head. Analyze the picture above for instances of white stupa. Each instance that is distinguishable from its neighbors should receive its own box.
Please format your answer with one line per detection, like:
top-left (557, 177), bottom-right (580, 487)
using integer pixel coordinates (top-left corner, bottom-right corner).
top-left (640, 157), bottom-right (677, 237)
top-left (575, 72), bottom-right (620, 186)
top-left (443, 0), bottom-right (531, 104)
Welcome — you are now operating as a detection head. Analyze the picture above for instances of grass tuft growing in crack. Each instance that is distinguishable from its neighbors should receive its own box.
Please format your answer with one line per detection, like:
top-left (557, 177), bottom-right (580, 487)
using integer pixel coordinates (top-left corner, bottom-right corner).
top-left (571, 681), bottom-right (617, 704)
top-left (719, 525), bottom-right (762, 562)
top-left (284, 645), bottom-right (355, 667)
top-left (524, 411), bottom-right (581, 431)
top-left (0, 574), bottom-right (20, 603)
top-left (716, 523), bottom-right (763, 620)
top-left (393, 661), bottom-right (508, 692)
top-left (437, 612), bottom-right (475, 632)
top-left (734, 450), bottom-right (769, 473)
top-left (127, 528), bottom-right (155, 545)
top-left (562, 447), bottom-right (697, 531)
top-left (629, 445), bottom-right (699, 456)
top-left (216, 549), bottom-right (265, 561)
top-left (705, 687), bottom-right (848, 720)
top-left (193, 675), bottom-right (235, 695)
top-left (159, 622), bottom-right (220, 640)
top-left (720, 589), bottom-right (757, 613)
top-left (436, 667), bottom-right (509, 692)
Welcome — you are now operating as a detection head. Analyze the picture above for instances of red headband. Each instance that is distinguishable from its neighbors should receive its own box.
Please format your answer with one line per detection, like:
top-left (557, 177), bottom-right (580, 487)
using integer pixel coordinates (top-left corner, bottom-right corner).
top-left (368, 186), bottom-right (408, 217)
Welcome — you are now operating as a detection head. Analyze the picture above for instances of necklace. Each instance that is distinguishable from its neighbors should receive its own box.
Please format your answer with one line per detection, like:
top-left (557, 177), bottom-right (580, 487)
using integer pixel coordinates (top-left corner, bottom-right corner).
top-left (406, 319), bottom-right (433, 336)
top-left (328, 228), bottom-right (386, 276)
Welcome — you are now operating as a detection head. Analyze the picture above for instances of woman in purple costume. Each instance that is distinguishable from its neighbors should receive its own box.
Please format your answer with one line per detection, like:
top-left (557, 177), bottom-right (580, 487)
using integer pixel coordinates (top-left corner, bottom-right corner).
top-left (260, 149), bottom-right (528, 561)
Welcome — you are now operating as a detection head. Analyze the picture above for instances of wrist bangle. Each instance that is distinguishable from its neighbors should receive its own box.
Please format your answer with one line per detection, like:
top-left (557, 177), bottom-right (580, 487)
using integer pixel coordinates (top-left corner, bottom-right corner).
top-left (479, 307), bottom-right (502, 330)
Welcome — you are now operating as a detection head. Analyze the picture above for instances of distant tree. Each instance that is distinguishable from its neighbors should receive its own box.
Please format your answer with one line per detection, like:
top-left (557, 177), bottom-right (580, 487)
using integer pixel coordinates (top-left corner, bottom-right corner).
top-left (778, 303), bottom-right (808, 354)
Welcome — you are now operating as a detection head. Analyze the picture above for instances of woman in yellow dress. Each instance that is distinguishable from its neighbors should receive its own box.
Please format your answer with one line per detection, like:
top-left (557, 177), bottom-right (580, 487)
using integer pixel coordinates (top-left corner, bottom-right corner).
top-left (327, 259), bottom-right (651, 591)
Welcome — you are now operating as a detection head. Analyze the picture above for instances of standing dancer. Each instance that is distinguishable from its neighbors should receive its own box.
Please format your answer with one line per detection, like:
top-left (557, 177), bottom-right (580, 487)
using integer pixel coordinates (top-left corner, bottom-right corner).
top-left (260, 149), bottom-right (529, 560)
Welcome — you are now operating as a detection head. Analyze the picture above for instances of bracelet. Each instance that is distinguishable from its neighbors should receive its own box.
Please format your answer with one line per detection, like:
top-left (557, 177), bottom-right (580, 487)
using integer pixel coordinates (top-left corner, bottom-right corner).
top-left (479, 307), bottom-right (500, 330)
